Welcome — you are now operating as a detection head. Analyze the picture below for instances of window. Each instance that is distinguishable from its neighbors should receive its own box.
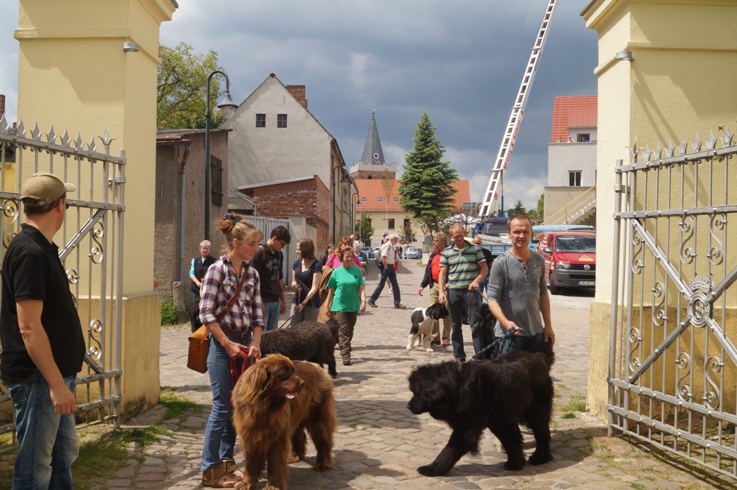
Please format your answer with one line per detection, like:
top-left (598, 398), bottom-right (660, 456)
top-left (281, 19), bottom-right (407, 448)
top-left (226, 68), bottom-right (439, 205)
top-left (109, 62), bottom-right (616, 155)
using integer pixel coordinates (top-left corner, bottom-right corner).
top-left (569, 171), bottom-right (582, 187)
top-left (277, 114), bottom-right (287, 128)
top-left (210, 156), bottom-right (223, 206)
top-left (255, 114), bottom-right (266, 128)
top-left (393, 197), bottom-right (398, 202)
top-left (403, 219), bottom-right (411, 228)
top-left (576, 133), bottom-right (590, 143)
top-left (361, 196), bottom-right (366, 202)
top-left (377, 197), bottom-right (382, 202)
top-left (388, 218), bottom-right (395, 229)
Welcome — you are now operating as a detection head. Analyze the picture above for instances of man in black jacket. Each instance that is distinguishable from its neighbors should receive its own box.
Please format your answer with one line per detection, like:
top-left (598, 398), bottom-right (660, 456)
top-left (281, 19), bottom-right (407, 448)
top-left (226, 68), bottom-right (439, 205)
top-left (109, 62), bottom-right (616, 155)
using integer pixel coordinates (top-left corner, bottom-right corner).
top-left (418, 232), bottom-right (450, 346)
top-left (189, 240), bottom-right (216, 332)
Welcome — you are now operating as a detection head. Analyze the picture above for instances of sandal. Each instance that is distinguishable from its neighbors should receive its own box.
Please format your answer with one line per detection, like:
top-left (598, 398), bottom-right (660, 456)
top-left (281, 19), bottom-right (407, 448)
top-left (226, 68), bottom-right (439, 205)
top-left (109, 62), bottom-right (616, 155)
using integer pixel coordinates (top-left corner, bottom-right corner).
top-left (222, 459), bottom-right (244, 479)
top-left (442, 339), bottom-right (450, 346)
top-left (202, 465), bottom-right (238, 488)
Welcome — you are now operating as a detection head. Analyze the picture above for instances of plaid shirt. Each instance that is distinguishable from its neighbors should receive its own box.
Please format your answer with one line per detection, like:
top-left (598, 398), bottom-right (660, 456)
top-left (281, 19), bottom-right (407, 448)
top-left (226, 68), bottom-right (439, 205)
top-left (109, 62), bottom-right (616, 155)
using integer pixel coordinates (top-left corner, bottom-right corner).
top-left (199, 255), bottom-right (264, 333)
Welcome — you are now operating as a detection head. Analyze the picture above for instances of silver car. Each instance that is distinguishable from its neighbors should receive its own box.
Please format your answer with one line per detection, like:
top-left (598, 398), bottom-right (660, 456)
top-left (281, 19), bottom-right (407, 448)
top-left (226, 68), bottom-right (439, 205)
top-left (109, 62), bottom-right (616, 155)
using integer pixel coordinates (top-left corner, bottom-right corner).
top-left (404, 247), bottom-right (422, 259)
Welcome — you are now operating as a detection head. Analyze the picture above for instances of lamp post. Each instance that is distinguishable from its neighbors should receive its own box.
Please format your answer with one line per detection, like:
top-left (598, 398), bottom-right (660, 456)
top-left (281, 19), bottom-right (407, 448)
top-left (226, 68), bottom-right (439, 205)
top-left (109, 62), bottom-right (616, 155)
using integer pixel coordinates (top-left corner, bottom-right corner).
top-left (204, 70), bottom-right (237, 240)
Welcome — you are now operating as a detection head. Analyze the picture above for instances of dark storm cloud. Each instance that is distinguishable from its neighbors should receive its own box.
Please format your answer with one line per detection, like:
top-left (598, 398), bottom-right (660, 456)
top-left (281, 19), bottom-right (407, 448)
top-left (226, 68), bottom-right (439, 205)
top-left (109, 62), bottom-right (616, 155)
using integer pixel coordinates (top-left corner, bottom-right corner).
top-left (0, 0), bottom-right (598, 209)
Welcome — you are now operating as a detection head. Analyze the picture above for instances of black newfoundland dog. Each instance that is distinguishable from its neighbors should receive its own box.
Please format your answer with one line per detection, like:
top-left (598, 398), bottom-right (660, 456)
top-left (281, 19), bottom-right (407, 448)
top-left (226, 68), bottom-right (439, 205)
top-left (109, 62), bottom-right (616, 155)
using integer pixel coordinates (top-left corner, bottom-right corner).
top-left (260, 320), bottom-right (339, 377)
top-left (407, 345), bottom-right (554, 475)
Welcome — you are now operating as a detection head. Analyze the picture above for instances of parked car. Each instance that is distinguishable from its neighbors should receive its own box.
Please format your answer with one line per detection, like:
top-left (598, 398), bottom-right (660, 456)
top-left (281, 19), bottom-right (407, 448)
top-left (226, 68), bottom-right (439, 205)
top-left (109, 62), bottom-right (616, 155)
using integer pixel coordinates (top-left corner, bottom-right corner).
top-left (372, 247), bottom-right (380, 260)
top-left (405, 247), bottom-right (422, 260)
top-left (361, 246), bottom-right (372, 259)
top-left (536, 231), bottom-right (596, 295)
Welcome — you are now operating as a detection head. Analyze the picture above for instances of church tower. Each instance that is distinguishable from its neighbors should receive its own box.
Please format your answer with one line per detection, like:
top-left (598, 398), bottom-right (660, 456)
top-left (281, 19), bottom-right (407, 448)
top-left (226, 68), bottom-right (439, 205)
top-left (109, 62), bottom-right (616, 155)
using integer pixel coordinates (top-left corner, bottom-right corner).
top-left (349, 111), bottom-right (397, 179)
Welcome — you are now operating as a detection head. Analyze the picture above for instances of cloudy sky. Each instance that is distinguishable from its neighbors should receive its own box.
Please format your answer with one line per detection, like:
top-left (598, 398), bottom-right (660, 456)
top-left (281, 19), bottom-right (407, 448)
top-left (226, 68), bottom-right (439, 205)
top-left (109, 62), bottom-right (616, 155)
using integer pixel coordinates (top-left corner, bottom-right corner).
top-left (0, 0), bottom-right (598, 211)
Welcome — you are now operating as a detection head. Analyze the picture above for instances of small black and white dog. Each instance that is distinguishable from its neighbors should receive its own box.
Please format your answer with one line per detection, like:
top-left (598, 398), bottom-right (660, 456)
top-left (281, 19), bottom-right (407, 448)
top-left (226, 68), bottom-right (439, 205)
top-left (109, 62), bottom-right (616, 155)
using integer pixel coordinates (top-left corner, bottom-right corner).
top-left (407, 302), bottom-right (450, 352)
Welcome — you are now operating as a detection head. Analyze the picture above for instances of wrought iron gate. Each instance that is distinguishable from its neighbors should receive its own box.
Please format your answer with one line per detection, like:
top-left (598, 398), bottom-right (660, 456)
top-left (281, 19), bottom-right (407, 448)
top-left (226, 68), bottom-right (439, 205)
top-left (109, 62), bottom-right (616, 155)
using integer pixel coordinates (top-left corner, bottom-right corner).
top-left (0, 117), bottom-right (125, 437)
top-left (609, 129), bottom-right (737, 478)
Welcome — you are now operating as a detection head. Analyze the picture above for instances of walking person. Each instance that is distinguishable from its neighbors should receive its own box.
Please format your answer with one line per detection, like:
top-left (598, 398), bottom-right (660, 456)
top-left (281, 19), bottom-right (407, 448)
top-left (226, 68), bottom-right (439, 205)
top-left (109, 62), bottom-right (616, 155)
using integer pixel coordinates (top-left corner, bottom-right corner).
top-left (324, 236), bottom-right (365, 275)
top-left (189, 239), bottom-right (217, 332)
top-left (472, 235), bottom-right (494, 300)
top-left (437, 224), bottom-right (488, 363)
top-left (367, 234), bottom-right (405, 309)
top-left (487, 214), bottom-right (555, 352)
top-left (290, 237), bottom-right (323, 325)
top-left (418, 232), bottom-right (451, 346)
top-left (1, 172), bottom-right (83, 489)
top-left (251, 226), bottom-right (290, 331)
top-left (199, 214), bottom-right (264, 487)
top-left (324, 246), bottom-right (367, 365)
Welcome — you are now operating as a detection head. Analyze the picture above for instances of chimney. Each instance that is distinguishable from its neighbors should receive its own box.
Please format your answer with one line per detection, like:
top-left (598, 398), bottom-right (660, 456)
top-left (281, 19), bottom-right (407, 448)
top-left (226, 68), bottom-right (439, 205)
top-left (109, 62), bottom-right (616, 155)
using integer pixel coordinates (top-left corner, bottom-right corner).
top-left (286, 85), bottom-right (308, 109)
top-left (0, 94), bottom-right (5, 120)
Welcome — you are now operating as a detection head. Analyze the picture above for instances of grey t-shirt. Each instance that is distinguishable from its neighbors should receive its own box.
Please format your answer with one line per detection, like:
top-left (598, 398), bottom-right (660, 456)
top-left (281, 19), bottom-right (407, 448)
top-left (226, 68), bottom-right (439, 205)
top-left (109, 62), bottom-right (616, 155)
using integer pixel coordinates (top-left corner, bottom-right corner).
top-left (487, 250), bottom-right (547, 337)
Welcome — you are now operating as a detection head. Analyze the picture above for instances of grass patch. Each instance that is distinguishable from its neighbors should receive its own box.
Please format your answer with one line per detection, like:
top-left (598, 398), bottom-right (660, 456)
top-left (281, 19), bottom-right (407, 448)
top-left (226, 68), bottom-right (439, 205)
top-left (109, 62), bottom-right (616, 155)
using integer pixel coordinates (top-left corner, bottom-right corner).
top-left (561, 412), bottom-right (576, 419)
top-left (72, 425), bottom-right (169, 489)
top-left (160, 389), bottom-right (202, 420)
top-left (559, 395), bottom-right (587, 413)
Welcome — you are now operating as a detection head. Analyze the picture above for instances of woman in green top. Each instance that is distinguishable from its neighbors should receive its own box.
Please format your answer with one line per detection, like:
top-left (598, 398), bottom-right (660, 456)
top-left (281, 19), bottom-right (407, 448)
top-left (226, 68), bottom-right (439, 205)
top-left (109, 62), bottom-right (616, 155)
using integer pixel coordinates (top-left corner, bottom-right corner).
top-left (325, 246), bottom-right (366, 366)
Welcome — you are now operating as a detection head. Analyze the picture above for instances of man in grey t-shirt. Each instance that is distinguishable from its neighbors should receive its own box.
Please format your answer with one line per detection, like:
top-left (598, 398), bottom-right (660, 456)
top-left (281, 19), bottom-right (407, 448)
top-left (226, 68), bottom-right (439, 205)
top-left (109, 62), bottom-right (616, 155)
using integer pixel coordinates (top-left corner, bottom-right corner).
top-left (487, 214), bottom-right (555, 352)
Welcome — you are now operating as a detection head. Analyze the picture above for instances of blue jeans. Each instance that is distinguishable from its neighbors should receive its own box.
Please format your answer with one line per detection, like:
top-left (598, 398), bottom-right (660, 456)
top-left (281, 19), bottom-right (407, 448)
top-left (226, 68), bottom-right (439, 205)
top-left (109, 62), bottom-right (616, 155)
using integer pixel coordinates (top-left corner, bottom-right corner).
top-left (369, 266), bottom-right (400, 305)
top-left (201, 335), bottom-right (249, 472)
top-left (9, 376), bottom-right (79, 490)
top-left (448, 288), bottom-right (486, 361)
top-left (263, 301), bottom-right (280, 331)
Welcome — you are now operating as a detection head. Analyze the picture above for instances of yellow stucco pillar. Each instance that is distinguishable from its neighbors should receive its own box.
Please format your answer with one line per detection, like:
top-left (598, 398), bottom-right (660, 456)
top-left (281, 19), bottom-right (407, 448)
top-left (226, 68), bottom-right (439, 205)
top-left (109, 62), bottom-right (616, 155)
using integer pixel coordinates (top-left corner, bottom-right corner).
top-left (14, 0), bottom-right (177, 413)
top-left (582, 0), bottom-right (737, 420)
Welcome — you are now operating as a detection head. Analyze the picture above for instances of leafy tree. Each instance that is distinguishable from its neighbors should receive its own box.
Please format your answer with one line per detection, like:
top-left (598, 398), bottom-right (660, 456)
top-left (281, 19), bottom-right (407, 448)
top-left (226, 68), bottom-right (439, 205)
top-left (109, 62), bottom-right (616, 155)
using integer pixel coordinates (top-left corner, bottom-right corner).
top-left (355, 212), bottom-right (374, 245)
top-left (157, 42), bottom-right (226, 129)
top-left (399, 113), bottom-right (459, 233)
top-left (401, 225), bottom-right (415, 244)
top-left (528, 193), bottom-right (544, 220)
top-left (510, 199), bottom-right (527, 215)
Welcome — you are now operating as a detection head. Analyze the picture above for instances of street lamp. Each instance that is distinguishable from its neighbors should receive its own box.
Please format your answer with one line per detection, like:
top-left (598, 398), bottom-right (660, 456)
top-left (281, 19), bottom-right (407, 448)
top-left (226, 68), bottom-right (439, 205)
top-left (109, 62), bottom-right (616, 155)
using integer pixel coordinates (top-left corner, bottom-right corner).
top-left (204, 70), bottom-right (238, 240)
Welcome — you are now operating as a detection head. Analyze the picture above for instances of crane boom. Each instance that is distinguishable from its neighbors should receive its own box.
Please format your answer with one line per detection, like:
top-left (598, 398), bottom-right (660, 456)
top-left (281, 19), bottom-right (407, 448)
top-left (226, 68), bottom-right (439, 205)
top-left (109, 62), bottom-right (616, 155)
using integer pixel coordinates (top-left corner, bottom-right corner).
top-left (478, 0), bottom-right (559, 218)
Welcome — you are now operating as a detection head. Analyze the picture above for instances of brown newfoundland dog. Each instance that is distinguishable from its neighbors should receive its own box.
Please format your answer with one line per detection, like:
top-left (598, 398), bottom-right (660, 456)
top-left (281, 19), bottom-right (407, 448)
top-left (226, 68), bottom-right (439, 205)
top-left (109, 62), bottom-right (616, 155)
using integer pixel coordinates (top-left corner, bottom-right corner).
top-left (407, 345), bottom-right (554, 476)
top-left (232, 354), bottom-right (336, 490)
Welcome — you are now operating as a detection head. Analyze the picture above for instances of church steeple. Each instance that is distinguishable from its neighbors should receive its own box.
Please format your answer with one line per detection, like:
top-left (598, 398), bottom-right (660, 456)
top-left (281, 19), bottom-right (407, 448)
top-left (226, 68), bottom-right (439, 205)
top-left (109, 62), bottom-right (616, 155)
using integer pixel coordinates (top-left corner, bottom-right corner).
top-left (360, 111), bottom-right (385, 165)
top-left (349, 111), bottom-right (397, 180)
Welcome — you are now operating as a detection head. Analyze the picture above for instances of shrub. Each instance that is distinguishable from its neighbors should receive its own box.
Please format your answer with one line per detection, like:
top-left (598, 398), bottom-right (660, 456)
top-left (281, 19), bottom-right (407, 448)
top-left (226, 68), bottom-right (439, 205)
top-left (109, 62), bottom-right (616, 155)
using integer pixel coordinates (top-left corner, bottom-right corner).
top-left (160, 300), bottom-right (179, 325)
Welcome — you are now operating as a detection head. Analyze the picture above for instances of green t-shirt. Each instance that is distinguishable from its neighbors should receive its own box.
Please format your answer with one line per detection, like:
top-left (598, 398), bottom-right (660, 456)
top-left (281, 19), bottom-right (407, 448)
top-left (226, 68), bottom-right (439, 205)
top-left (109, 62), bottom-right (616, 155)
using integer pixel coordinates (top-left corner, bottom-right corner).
top-left (327, 265), bottom-right (364, 312)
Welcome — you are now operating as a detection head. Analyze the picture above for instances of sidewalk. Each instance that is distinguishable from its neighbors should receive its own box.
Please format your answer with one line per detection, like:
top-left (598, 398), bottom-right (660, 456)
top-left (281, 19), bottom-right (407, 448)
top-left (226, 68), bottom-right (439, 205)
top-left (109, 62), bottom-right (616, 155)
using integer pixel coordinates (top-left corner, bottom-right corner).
top-left (108, 261), bottom-right (728, 488)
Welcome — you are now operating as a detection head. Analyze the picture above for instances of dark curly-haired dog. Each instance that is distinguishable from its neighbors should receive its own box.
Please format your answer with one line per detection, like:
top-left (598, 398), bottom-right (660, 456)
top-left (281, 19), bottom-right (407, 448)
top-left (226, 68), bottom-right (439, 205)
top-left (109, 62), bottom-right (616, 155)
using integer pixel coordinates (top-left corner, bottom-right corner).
top-left (260, 321), bottom-right (339, 377)
top-left (407, 347), bottom-right (554, 475)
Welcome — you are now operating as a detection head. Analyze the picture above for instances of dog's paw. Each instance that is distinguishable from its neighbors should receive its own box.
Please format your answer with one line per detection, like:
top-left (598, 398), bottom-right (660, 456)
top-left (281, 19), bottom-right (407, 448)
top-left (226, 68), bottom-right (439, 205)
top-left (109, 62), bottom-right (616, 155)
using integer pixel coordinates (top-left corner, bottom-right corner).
top-left (425, 348), bottom-right (434, 353)
top-left (313, 460), bottom-right (333, 472)
top-left (503, 459), bottom-right (525, 471)
top-left (529, 451), bottom-right (552, 466)
top-left (234, 482), bottom-right (253, 490)
top-left (288, 453), bottom-right (302, 464)
top-left (417, 464), bottom-right (444, 476)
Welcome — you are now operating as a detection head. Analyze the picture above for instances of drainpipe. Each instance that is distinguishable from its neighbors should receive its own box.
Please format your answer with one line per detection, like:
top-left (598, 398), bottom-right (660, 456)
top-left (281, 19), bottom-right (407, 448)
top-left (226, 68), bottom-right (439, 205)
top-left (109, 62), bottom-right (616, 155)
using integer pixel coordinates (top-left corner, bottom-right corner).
top-left (178, 142), bottom-right (191, 282)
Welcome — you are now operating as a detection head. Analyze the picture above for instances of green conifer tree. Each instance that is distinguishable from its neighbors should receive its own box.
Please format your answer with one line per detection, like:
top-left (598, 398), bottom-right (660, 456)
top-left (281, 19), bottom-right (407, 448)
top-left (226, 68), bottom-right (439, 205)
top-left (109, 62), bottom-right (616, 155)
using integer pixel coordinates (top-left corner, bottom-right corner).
top-left (399, 113), bottom-right (459, 233)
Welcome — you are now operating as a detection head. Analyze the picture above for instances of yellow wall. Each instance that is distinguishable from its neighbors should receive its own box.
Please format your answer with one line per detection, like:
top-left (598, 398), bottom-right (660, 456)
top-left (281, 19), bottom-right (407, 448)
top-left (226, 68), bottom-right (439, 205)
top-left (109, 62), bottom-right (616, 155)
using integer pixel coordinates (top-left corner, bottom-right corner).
top-left (14, 0), bottom-right (177, 412)
top-left (583, 0), bottom-right (737, 419)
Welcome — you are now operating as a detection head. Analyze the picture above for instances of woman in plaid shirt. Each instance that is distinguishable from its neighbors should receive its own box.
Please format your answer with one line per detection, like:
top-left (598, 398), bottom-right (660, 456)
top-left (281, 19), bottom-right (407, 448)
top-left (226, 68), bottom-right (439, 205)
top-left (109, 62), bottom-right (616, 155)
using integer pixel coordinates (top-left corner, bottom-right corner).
top-left (199, 214), bottom-right (264, 488)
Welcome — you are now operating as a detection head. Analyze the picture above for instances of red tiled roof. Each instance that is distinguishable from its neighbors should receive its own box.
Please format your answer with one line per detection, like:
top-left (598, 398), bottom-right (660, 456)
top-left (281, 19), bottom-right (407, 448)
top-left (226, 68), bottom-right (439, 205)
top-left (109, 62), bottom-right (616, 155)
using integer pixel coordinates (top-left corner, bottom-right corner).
top-left (355, 179), bottom-right (470, 212)
top-left (550, 96), bottom-right (597, 143)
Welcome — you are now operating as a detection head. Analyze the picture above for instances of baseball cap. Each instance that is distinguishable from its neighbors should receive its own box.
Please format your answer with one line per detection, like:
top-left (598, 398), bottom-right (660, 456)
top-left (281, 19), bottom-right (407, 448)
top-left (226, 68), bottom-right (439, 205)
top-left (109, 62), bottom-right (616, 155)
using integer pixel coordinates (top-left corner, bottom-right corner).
top-left (21, 172), bottom-right (76, 208)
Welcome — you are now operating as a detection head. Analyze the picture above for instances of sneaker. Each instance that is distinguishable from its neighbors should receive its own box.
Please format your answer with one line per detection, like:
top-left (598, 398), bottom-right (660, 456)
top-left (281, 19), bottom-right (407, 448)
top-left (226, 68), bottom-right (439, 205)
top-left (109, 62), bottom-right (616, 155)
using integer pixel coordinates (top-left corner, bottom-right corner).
top-left (394, 303), bottom-right (407, 309)
top-left (342, 355), bottom-right (352, 366)
top-left (367, 300), bottom-right (377, 308)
